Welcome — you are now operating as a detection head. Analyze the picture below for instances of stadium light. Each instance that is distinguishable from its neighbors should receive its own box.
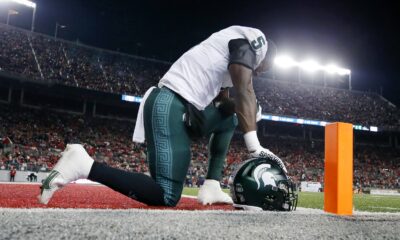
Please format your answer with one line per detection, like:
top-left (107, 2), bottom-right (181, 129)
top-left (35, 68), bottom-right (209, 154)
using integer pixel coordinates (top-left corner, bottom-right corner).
top-left (274, 55), bottom-right (297, 68)
top-left (0, 0), bottom-right (36, 31)
top-left (274, 54), bottom-right (352, 89)
top-left (323, 64), bottom-right (351, 89)
top-left (324, 64), bottom-right (341, 74)
top-left (337, 68), bottom-right (351, 76)
top-left (299, 59), bottom-right (321, 72)
top-left (11, 0), bottom-right (35, 8)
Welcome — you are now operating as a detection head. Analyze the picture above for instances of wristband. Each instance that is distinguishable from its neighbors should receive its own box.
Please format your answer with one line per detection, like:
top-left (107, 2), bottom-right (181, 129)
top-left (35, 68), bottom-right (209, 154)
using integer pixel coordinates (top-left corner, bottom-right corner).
top-left (243, 131), bottom-right (261, 152)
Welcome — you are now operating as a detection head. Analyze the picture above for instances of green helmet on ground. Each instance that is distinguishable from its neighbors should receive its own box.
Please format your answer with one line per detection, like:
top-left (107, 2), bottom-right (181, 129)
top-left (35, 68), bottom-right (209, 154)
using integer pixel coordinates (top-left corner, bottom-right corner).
top-left (229, 157), bottom-right (298, 211)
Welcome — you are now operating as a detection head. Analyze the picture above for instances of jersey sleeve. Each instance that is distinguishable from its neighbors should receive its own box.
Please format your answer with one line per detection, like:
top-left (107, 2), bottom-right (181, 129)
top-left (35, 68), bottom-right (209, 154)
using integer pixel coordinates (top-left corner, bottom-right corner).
top-left (228, 38), bottom-right (257, 71)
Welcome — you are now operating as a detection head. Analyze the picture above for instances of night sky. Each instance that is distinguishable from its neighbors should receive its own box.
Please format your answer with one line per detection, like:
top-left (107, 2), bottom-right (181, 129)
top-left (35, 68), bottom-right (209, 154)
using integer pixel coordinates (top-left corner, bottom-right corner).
top-left (2, 0), bottom-right (399, 105)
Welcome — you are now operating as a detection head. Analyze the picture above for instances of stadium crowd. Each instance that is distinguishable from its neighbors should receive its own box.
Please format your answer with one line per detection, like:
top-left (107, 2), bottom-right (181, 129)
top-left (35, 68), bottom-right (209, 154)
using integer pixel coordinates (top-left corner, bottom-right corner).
top-left (0, 24), bottom-right (168, 95)
top-left (1, 24), bottom-right (399, 129)
top-left (254, 80), bottom-right (400, 127)
top-left (1, 105), bottom-right (399, 189)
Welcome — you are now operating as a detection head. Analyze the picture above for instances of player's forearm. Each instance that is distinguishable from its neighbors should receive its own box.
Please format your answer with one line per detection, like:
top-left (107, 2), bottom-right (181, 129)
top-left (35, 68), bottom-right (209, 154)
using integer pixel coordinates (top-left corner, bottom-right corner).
top-left (235, 86), bottom-right (257, 133)
top-left (229, 64), bottom-right (257, 133)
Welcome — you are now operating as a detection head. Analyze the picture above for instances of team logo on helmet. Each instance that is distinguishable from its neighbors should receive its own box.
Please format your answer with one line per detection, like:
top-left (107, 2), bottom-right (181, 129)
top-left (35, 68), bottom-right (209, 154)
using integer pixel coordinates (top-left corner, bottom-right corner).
top-left (253, 163), bottom-right (276, 190)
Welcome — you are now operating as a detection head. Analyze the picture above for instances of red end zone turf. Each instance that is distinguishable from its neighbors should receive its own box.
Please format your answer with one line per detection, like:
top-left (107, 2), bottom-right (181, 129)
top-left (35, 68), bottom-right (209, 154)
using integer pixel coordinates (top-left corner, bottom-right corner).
top-left (0, 184), bottom-right (234, 210)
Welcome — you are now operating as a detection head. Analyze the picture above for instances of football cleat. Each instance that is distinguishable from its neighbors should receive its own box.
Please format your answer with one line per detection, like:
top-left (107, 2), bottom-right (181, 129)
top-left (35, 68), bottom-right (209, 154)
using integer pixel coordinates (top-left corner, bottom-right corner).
top-left (38, 144), bottom-right (94, 204)
top-left (197, 179), bottom-right (233, 205)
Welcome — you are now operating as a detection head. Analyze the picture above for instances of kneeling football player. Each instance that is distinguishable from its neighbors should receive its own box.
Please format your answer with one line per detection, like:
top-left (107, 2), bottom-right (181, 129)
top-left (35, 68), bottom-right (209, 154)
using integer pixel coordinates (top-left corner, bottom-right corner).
top-left (39, 25), bottom-right (287, 207)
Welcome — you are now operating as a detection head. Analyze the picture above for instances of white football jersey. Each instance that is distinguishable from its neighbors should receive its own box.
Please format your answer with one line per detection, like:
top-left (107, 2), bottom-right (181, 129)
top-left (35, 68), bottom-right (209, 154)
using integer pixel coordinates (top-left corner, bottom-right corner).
top-left (159, 25), bottom-right (268, 110)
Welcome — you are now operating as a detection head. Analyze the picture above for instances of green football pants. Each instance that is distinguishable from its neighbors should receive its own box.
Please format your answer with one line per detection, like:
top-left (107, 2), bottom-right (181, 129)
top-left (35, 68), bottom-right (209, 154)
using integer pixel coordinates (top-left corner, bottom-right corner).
top-left (144, 87), bottom-right (237, 206)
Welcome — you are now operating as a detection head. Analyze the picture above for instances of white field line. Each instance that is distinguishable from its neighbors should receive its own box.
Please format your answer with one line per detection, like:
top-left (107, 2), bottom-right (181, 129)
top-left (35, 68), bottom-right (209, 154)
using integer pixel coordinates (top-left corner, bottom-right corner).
top-left (181, 194), bottom-right (197, 199)
top-left (369, 206), bottom-right (400, 210)
top-left (0, 181), bottom-right (103, 186)
top-left (0, 181), bottom-right (41, 185)
top-left (366, 195), bottom-right (400, 198)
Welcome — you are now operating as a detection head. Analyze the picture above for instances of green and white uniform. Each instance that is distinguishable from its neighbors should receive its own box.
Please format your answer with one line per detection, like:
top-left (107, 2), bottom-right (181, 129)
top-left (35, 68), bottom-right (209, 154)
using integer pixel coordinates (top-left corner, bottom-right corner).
top-left (136, 25), bottom-right (268, 206)
top-left (159, 25), bottom-right (267, 110)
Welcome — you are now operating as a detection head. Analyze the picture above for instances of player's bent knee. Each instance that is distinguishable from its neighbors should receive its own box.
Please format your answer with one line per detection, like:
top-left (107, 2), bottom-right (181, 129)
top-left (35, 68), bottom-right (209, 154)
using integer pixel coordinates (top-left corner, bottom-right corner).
top-left (163, 196), bottom-right (180, 207)
top-left (161, 189), bottom-right (183, 207)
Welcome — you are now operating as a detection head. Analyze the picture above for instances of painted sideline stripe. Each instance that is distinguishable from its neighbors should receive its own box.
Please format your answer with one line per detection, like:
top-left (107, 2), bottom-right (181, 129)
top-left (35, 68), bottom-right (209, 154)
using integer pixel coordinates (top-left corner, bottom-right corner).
top-left (182, 194), bottom-right (197, 199)
top-left (369, 206), bottom-right (400, 210)
top-left (367, 195), bottom-right (400, 198)
top-left (0, 181), bottom-right (41, 185)
top-left (0, 181), bottom-right (101, 185)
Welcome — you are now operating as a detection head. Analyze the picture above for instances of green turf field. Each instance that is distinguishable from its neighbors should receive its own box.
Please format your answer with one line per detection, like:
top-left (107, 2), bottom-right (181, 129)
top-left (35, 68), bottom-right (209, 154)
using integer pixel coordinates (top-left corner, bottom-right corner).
top-left (183, 188), bottom-right (400, 213)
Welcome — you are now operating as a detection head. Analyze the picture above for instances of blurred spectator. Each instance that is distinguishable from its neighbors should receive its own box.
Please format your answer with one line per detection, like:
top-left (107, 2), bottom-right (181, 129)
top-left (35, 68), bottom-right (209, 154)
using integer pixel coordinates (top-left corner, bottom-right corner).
top-left (27, 172), bottom-right (37, 182)
top-left (10, 166), bottom-right (16, 182)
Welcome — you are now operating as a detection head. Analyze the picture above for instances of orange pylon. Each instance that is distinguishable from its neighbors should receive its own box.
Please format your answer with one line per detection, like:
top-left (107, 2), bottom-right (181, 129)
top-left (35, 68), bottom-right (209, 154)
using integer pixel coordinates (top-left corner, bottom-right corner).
top-left (324, 122), bottom-right (353, 215)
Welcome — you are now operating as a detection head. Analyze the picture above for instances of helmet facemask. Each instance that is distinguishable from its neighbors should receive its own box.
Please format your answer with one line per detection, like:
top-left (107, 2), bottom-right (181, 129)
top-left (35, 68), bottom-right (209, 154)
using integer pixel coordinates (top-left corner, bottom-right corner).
top-left (262, 179), bottom-right (298, 211)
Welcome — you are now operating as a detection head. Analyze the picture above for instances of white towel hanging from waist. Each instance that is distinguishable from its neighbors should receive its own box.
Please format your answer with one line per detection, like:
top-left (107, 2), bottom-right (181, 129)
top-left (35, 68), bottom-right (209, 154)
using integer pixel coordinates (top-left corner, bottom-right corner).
top-left (132, 86), bottom-right (156, 143)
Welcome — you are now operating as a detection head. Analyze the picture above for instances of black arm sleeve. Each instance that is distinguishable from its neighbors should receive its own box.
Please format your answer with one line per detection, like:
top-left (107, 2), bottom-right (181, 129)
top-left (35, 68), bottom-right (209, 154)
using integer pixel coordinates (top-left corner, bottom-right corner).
top-left (228, 38), bottom-right (256, 70)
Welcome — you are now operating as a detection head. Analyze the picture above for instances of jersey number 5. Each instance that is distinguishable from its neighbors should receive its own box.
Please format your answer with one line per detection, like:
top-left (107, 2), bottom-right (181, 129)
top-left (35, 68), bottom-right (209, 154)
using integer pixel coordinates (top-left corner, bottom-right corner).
top-left (251, 36), bottom-right (265, 50)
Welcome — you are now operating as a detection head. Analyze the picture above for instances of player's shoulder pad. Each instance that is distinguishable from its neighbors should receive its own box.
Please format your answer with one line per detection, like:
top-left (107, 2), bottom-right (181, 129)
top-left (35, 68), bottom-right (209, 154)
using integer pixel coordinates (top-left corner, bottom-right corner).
top-left (228, 38), bottom-right (256, 71)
